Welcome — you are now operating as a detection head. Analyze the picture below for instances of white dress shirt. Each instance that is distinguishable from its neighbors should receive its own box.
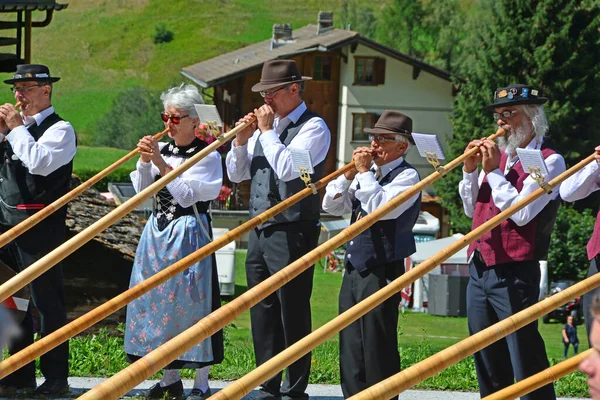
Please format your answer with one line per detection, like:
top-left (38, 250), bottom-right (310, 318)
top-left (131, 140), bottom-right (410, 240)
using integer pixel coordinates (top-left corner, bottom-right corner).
top-left (459, 138), bottom-right (566, 226)
top-left (225, 101), bottom-right (331, 183)
top-left (3, 106), bottom-right (76, 176)
top-left (560, 159), bottom-right (600, 202)
top-left (130, 143), bottom-right (222, 208)
top-left (322, 156), bottom-right (420, 221)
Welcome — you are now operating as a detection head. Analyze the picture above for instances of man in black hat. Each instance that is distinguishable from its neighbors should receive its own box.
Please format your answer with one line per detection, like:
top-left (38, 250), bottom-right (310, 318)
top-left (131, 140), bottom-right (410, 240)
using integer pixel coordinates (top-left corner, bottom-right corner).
top-left (225, 59), bottom-right (330, 399)
top-left (458, 84), bottom-right (565, 399)
top-left (322, 110), bottom-right (420, 399)
top-left (0, 64), bottom-right (75, 396)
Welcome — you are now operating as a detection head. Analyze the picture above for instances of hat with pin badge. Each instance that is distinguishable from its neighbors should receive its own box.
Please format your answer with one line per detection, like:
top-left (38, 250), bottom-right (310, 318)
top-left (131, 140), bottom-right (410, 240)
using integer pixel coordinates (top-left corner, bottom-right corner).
top-left (486, 84), bottom-right (547, 110)
top-left (4, 64), bottom-right (60, 84)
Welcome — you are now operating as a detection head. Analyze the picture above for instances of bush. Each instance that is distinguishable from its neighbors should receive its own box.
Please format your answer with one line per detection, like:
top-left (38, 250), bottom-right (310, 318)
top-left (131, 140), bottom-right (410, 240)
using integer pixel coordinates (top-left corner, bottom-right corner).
top-left (548, 205), bottom-right (596, 281)
top-left (152, 23), bottom-right (174, 44)
top-left (93, 86), bottom-right (164, 150)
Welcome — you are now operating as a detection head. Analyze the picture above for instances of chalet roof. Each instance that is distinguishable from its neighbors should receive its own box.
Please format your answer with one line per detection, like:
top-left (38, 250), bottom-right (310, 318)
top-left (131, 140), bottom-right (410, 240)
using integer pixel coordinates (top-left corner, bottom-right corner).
top-left (0, 1), bottom-right (68, 11)
top-left (181, 25), bottom-right (452, 88)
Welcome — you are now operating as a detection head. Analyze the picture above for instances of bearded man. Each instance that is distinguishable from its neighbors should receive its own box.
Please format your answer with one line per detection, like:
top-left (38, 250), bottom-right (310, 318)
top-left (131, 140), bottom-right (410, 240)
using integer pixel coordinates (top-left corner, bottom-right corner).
top-left (458, 84), bottom-right (565, 400)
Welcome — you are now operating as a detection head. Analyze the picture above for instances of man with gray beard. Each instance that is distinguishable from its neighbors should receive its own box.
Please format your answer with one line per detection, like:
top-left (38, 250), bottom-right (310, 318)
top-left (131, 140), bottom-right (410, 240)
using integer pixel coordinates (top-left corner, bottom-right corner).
top-left (458, 84), bottom-right (565, 399)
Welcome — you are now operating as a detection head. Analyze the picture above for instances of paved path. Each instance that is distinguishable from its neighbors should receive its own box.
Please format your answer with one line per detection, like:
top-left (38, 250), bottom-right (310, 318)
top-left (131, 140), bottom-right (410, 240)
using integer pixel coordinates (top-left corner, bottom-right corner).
top-left (0, 378), bottom-right (589, 399)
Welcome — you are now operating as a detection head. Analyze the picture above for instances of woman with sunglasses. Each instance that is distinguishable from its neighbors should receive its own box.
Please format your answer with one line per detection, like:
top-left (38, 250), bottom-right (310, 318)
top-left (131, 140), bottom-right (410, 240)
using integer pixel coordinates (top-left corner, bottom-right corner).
top-left (124, 83), bottom-right (223, 400)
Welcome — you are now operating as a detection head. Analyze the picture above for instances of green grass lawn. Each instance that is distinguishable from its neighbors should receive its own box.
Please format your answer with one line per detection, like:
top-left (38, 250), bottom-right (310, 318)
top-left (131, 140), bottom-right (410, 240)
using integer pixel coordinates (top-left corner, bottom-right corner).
top-left (62, 250), bottom-right (590, 396)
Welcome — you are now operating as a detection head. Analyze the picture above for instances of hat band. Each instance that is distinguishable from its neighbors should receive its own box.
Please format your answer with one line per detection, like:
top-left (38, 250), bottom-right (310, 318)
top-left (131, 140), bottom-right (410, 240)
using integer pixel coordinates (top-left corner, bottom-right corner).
top-left (373, 123), bottom-right (409, 134)
top-left (259, 75), bottom-right (301, 84)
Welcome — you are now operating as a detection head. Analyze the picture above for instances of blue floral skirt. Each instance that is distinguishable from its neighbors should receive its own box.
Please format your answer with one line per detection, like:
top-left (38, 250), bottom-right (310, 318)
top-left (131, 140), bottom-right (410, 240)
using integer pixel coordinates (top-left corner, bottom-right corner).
top-left (124, 213), bottom-right (223, 369)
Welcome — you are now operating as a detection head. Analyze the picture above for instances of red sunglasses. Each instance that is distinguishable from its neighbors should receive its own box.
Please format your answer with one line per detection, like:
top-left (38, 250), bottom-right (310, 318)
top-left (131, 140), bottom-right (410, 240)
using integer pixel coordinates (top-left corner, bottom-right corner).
top-left (161, 112), bottom-right (189, 125)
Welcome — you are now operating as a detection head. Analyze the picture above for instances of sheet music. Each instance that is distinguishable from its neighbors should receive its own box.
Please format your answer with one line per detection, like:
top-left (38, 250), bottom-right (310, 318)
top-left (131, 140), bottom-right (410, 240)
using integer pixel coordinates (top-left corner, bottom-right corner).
top-left (516, 148), bottom-right (549, 177)
top-left (290, 148), bottom-right (314, 174)
top-left (194, 104), bottom-right (223, 127)
top-left (411, 133), bottom-right (446, 160)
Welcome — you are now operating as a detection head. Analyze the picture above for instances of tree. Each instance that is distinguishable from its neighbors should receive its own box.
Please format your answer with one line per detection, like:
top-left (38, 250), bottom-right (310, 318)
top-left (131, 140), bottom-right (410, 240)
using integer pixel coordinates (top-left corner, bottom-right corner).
top-left (376, 0), bottom-right (429, 58)
top-left (94, 86), bottom-right (164, 150)
top-left (435, 0), bottom-right (600, 233)
top-left (548, 205), bottom-right (596, 280)
top-left (339, 0), bottom-right (377, 39)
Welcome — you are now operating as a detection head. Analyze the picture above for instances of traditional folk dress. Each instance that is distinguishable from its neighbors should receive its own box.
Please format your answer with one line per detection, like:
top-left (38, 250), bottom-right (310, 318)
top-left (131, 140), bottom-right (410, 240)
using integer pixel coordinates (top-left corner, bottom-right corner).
top-left (124, 137), bottom-right (224, 369)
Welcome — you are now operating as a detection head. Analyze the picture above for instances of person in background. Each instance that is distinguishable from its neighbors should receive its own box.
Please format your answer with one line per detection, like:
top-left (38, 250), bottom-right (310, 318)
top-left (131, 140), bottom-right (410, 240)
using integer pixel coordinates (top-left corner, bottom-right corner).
top-left (562, 315), bottom-right (579, 358)
top-left (124, 84), bottom-right (223, 400)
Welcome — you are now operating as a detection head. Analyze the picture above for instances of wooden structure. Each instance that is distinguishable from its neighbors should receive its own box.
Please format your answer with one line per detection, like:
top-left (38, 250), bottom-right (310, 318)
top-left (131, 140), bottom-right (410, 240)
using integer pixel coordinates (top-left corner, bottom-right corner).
top-left (0, 1), bottom-right (68, 72)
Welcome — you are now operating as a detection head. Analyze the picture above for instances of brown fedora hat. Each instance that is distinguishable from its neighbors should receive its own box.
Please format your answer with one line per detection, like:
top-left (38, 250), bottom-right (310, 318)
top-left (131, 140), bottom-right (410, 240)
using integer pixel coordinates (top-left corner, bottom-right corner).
top-left (364, 110), bottom-right (415, 144)
top-left (251, 59), bottom-right (312, 92)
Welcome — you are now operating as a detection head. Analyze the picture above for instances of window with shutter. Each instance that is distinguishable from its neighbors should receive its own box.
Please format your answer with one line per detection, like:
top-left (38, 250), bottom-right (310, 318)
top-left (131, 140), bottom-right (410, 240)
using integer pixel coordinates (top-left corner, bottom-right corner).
top-left (354, 57), bottom-right (385, 85)
top-left (352, 113), bottom-right (379, 141)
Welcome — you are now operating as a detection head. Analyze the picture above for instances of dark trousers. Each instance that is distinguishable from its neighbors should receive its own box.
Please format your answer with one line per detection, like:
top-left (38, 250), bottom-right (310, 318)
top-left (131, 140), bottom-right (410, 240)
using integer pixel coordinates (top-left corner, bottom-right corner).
top-left (0, 219), bottom-right (68, 384)
top-left (246, 221), bottom-right (319, 400)
top-left (563, 341), bottom-right (579, 358)
top-left (338, 260), bottom-right (404, 400)
top-left (467, 254), bottom-right (555, 400)
top-left (584, 256), bottom-right (600, 346)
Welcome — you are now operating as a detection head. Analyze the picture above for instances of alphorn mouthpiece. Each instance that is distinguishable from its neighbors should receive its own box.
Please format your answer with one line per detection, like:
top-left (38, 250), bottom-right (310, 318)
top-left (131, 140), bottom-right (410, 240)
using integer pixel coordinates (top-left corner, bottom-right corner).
top-left (15, 102), bottom-right (22, 108)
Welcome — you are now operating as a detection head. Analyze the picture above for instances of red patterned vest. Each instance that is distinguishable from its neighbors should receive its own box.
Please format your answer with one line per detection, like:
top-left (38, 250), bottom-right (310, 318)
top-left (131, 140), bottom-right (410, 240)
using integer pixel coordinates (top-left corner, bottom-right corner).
top-left (467, 147), bottom-right (560, 266)
top-left (587, 208), bottom-right (600, 260)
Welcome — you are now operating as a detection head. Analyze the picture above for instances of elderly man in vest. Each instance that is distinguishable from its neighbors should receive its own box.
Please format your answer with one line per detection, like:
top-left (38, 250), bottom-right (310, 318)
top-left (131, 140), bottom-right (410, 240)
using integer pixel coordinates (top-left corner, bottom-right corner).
top-left (0, 64), bottom-right (76, 396)
top-left (459, 84), bottom-right (566, 399)
top-left (226, 59), bottom-right (330, 400)
top-left (322, 111), bottom-right (420, 399)
top-left (560, 144), bottom-right (600, 344)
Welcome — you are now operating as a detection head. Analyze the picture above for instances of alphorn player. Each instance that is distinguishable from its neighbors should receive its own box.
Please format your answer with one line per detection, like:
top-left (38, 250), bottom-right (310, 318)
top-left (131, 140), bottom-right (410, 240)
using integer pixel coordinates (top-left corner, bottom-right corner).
top-left (0, 64), bottom-right (76, 397)
top-left (226, 59), bottom-right (330, 400)
top-left (579, 290), bottom-right (600, 399)
top-left (560, 144), bottom-right (600, 344)
top-left (124, 84), bottom-right (224, 400)
top-left (459, 84), bottom-right (566, 399)
top-left (322, 111), bottom-right (420, 400)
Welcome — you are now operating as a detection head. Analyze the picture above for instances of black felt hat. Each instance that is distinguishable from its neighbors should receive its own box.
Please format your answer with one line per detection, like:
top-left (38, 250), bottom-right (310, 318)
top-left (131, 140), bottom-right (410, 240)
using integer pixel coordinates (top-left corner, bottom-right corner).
top-left (485, 84), bottom-right (547, 110)
top-left (4, 64), bottom-right (60, 84)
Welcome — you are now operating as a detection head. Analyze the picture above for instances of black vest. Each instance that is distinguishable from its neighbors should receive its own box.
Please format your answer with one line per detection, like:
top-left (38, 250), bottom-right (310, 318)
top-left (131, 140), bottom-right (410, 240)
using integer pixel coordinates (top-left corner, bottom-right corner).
top-left (0, 113), bottom-right (73, 226)
top-left (249, 109), bottom-right (327, 228)
top-left (344, 160), bottom-right (421, 273)
top-left (152, 138), bottom-right (211, 231)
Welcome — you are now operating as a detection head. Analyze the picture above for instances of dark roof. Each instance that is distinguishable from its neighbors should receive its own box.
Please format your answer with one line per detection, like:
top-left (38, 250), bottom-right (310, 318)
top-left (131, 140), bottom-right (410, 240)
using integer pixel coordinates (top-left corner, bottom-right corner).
top-left (0, 1), bottom-right (68, 11)
top-left (181, 24), bottom-right (452, 88)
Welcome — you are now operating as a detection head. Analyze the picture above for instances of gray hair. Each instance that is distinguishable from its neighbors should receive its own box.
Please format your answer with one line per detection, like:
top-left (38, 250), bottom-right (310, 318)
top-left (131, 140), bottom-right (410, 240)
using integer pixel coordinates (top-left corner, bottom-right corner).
top-left (396, 134), bottom-right (412, 152)
top-left (519, 104), bottom-right (549, 139)
top-left (160, 83), bottom-right (204, 118)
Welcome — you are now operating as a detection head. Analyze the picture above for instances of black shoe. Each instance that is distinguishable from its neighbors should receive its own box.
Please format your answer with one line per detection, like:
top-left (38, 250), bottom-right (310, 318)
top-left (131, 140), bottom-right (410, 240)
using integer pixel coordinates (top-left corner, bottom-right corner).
top-left (147, 380), bottom-right (184, 399)
top-left (34, 378), bottom-right (69, 397)
top-left (0, 377), bottom-right (36, 396)
top-left (186, 388), bottom-right (211, 400)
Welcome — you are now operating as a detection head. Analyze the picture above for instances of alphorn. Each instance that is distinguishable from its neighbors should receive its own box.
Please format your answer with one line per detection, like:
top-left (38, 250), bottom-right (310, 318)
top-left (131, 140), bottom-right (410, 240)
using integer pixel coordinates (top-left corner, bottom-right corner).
top-left (209, 152), bottom-right (596, 400)
top-left (482, 349), bottom-right (593, 400)
top-left (0, 127), bottom-right (170, 249)
top-left (76, 128), bottom-right (506, 400)
top-left (0, 118), bottom-right (255, 303)
top-left (347, 154), bottom-right (599, 400)
top-left (0, 162), bottom-right (355, 378)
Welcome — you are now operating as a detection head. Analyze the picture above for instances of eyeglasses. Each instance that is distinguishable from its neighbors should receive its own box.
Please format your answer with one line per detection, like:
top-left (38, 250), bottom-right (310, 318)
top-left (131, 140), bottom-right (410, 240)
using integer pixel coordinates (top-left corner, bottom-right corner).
top-left (493, 110), bottom-right (519, 120)
top-left (259, 85), bottom-right (288, 98)
top-left (161, 112), bottom-right (189, 124)
top-left (10, 84), bottom-right (42, 94)
top-left (368, 134), bottom-right (402, 144)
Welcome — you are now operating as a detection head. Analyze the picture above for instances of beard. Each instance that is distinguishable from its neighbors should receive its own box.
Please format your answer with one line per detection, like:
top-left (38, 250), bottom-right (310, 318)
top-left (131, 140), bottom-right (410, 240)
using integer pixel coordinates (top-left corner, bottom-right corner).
top-left (497, 125), bottom-right (530, 155)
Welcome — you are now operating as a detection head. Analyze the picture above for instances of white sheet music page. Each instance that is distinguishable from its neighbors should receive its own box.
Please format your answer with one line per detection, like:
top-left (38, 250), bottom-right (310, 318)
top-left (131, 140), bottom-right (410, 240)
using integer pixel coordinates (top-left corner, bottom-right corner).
top-left (411, 133), bottom-right (446, 160)
top-left (290, 148), bottom-right (314, 174)
top-left (516, 148), bottom-right (550, 177)
top-left (194, 104), bottom-right (223, 127)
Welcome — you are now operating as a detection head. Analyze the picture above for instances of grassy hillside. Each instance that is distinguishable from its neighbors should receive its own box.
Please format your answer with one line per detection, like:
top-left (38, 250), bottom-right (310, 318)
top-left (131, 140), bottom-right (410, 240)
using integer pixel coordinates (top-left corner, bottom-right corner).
top-left (0, 0), bottom-right (361, 143)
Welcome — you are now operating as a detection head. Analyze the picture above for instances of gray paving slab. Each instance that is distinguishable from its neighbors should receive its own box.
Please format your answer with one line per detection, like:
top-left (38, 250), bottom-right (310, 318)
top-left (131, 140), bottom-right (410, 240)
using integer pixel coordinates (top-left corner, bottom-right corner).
top-left (0, 377), bottom-right (589, 399)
